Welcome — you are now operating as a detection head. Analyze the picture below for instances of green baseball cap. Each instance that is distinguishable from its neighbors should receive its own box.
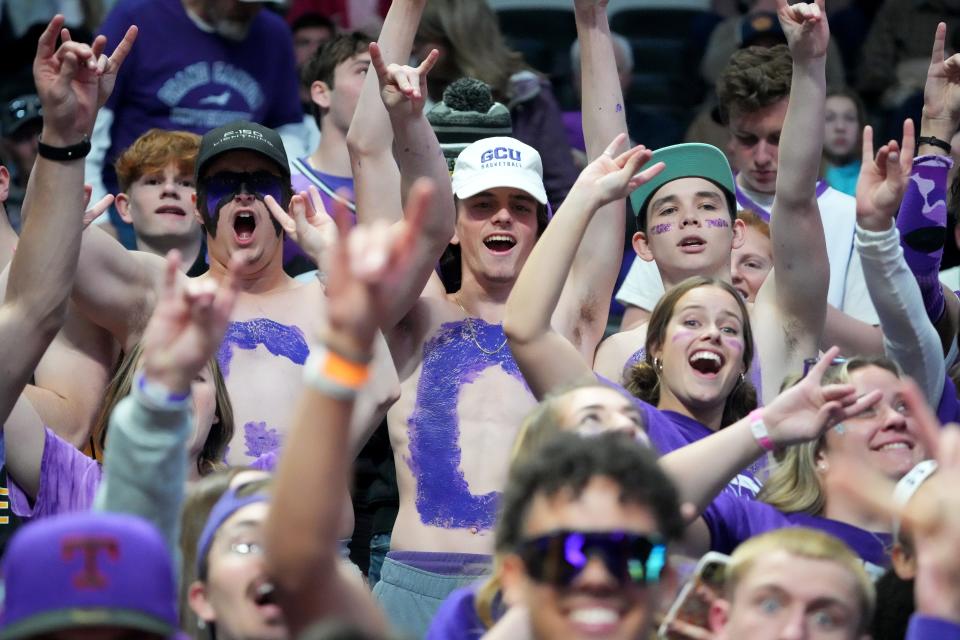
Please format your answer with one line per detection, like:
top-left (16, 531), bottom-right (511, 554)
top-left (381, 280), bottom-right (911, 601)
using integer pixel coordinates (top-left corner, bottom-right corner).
top-left (629, 143), bottom-right (736, 227)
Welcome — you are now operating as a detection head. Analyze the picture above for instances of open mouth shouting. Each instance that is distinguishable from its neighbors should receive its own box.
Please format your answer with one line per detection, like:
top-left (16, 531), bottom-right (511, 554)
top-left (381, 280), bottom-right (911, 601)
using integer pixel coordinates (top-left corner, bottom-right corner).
top-left (248, 579), bottom-right (284, 622)
top-left (688, 349), bottom-right (724, 378)
top-left (484, 233), bottom-right (517, 254)
top-left (233, 211), bottom-right (257, 246)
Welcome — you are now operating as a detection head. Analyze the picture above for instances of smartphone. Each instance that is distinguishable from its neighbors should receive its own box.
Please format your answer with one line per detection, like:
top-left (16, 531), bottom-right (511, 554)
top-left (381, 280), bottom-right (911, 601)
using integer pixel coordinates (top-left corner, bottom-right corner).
top-left (657, 552), bottom-right (731, 640)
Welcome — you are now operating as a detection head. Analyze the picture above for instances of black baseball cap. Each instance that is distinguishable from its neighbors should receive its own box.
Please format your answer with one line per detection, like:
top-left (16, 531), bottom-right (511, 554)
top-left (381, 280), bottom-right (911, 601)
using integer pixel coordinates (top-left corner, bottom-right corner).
top-left (1, 94), bottom-right (42, 139)
top-left (195, 121), bottom-right (289, 183)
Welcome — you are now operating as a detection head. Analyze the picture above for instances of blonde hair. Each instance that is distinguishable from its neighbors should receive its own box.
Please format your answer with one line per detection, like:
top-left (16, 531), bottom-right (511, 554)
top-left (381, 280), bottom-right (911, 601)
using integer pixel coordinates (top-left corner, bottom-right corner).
top-left (475, 380), bottom-right (641, 627)
top-left (758, 356), bottom-right (901, 515)
top-left (726, 528), bottom-right (876, 633)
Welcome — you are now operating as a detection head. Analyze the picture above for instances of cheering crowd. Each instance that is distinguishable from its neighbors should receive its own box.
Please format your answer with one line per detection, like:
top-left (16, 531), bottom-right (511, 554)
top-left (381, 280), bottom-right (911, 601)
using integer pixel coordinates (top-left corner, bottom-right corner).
top-left (3, 0), bottom-right (960, 639)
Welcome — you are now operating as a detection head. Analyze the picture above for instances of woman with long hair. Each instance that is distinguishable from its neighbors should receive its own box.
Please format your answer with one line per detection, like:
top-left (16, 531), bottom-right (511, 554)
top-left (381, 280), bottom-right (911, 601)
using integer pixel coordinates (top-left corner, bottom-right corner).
top-left (2, 251), bottom-right (236, 521)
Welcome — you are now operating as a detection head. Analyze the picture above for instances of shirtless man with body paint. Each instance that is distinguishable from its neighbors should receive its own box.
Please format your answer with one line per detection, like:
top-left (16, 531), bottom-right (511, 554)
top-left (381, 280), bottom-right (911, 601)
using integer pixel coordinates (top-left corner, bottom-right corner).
top-left (61, 120), bottom-right (397, 551)
top-left (343, 0), bottom-right (659, 634)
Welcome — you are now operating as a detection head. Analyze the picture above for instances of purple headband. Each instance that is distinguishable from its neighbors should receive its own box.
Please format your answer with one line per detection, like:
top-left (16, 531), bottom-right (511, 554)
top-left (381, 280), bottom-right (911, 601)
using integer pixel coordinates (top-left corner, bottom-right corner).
top-left (196, 485), bottom-right (270, 575)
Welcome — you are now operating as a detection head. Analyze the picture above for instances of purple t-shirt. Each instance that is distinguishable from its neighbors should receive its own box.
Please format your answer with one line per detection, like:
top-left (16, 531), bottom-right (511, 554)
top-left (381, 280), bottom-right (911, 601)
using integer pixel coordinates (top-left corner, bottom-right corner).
top-left (98, 0), bottom-right (302, 193)
top-left (703, 492), bottom-right (892, 577)
top-left (598, 375), bottom-right (763, 499)
top-left (7, 428), bottom-right (101, 520)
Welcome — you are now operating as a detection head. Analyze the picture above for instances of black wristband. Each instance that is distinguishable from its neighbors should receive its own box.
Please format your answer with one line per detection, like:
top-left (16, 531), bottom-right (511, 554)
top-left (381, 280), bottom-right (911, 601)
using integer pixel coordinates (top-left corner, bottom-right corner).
top-left (918, 135), bottom-right (952, 154)
top-left (37, 135), bottom-right (91, 161)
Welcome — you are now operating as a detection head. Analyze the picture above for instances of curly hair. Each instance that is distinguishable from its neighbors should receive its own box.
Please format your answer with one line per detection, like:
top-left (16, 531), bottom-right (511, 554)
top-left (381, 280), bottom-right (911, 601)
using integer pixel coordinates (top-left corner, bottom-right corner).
top-left (717, 44), bottom-right (793, 123)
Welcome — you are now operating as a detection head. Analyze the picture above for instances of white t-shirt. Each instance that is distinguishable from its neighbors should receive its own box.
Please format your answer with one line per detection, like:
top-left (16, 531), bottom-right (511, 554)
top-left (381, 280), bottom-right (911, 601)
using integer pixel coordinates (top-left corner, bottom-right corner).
top-left (616, 181), bottom-right (879, 324)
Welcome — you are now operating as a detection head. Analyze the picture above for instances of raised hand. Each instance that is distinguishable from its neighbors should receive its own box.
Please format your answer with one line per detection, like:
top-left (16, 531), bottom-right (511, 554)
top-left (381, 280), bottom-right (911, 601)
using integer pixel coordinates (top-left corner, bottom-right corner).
top-left (828, 382), bottom-right (960, 622)
top-left (775, 0), bottom-right (829, 62)
top-left (139, 252), bottom-right (239, 394)
top-left (33, 15), bottom-right (137, 143)
top-left (81, 184), bottom-right (115, 228)
top-left (855, 120), bottom-right (916, 231)
top-left (761, 346), bottom-right (883, 447)
top-left (368, 41), bottom-right (438, 115)
top-left (923, 22), bottom-right (960, 134)
top-left (324, 178), bottom-right (433, 354)
top-left (572, 134), bottom-right (665, 208)
top-left (265, 186), bottom-right (338, 265)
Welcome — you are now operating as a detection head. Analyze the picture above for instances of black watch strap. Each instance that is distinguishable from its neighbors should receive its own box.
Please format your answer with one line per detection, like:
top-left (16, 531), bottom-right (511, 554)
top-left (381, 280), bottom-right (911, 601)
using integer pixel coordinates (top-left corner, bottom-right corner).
top-left (918, 135), bottom-right (952, 154)
top-left (37, 135), bottom-right (92, 161)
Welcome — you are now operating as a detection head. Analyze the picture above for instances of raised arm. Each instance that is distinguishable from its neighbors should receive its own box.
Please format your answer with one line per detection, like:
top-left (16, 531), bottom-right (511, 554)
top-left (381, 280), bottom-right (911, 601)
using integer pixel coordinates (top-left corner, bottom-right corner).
top-left (854, 120), bottom-right (945, 405)
top-left (0, 16), bottom-right (136, 422)
top-left (753, 0), bottom-right (829, 404)
top-left (659, 348), bottom-right (878, 516)
top-left (504, 138), bottom-right (662, 398)
top-left (264, 194), bottom-right (426, 636)
top-left (554, 0), bottom-right (633, 357)
top-left (346, 0), bottom-right (425, 225)
top-left (366, 44), bottom-right (457, 328)
top-left (96, 250), bottom-right (238, 555)
top-left (896, 23), bottom-right (960, 353)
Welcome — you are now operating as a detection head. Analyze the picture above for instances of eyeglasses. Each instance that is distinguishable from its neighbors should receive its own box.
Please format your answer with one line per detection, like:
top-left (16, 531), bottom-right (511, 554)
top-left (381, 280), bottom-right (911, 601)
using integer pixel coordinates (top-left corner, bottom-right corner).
top-left (203, 171), bottom-right (286, 212)
top-left (228, 540), bottom-right (264, 556)
top-left (517, 530), bottom-right (667, 588)
top-left (802, 356), bottom-right (847, 378)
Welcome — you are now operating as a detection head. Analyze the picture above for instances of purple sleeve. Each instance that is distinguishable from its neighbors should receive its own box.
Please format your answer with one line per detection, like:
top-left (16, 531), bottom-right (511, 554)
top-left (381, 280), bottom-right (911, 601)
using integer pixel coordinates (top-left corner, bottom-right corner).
top-left (510, 80), bottom-right (579, 207)
top-left (907, 615), bottom-right (960, 640)
top-left (896, 155), bottom-right (953, 323)
top-left (937, 375), bottom-right (959, 424)
top-left (701, 493), bottom-right (787, 554)
top-left (8, 428), bottom-right (102, 519)
top-left (425, 585), bottom-right (488, 640)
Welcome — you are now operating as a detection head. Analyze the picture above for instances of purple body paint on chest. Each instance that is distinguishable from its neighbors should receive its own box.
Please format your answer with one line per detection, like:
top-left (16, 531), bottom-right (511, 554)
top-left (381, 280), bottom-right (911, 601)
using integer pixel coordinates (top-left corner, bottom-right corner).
top-left (406, 319), bottom-right (529, 530)
top-left (217, 318), bottom-right (310, 460)
top-left (704, 218), bottom-right (729, 228)
top-left (244, 421), bottom-right (282, 458)
top-left (216, 318), bottom-right (310, 377)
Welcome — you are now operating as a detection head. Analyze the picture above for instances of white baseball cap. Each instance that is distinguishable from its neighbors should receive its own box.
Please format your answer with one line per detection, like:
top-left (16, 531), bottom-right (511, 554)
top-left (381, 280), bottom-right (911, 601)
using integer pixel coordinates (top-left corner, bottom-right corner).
top-left (451, 137), bottom-right (548, 205)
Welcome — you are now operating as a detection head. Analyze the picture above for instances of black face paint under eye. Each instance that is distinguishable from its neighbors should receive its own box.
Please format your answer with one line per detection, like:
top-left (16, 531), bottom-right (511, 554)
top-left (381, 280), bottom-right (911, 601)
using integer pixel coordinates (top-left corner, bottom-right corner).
top-left (199, 171), bottom-right (287, 238)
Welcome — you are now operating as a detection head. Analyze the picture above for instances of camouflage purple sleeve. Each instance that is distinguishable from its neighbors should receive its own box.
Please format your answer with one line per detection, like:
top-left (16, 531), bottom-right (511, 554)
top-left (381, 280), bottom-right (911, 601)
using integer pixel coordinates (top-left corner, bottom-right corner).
top-left (896, 155), bottom-right (954, 323)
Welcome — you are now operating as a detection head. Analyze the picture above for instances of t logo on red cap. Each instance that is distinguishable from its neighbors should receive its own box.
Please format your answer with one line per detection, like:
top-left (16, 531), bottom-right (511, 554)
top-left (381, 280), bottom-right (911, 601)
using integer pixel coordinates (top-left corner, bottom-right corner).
top-left (61, 536), bottom-right (121, 589)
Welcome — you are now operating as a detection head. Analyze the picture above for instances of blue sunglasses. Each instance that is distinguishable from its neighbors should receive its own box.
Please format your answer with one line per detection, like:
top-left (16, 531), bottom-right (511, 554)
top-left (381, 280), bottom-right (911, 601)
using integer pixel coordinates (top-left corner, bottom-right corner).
top-left (518, 530), bottom-right (667, 588)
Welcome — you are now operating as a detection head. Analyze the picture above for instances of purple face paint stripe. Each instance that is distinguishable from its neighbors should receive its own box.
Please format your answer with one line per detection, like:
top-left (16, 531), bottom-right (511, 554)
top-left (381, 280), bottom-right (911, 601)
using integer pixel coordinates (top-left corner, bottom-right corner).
top-left (406, 319), bottom-right (530, 530)
top-left (650, 223), bottom-right (672, 235)
top-left (704, 218), bottom-right (729, 228)
top-left (216, 319), bottom-right (310, 377)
